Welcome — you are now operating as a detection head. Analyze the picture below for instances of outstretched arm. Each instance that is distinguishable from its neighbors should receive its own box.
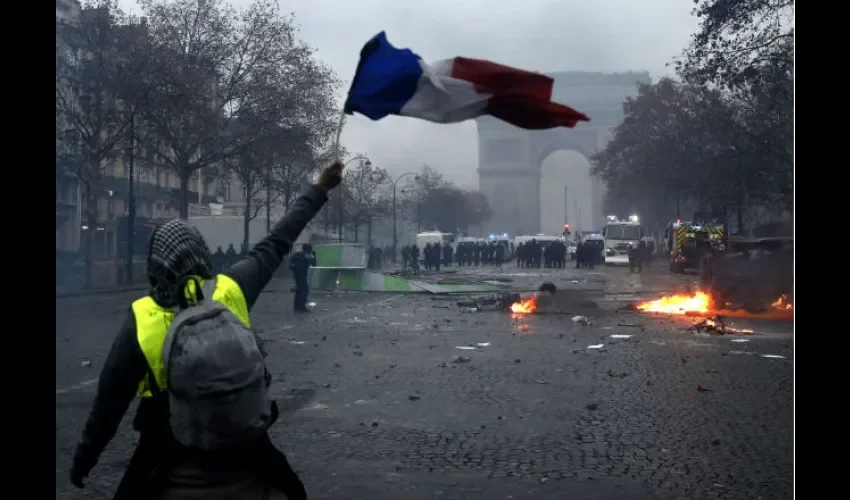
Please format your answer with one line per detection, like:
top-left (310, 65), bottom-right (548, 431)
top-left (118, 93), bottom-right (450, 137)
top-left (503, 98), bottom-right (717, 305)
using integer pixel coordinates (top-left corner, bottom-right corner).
top-left (224, 161), bottom-right (343, 309)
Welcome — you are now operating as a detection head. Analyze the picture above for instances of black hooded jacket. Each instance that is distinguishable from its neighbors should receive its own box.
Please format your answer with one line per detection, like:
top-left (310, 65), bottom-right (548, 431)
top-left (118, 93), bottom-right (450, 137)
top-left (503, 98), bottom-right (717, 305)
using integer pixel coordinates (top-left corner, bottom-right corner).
top-left (72, 184), bottom-right (328, 484)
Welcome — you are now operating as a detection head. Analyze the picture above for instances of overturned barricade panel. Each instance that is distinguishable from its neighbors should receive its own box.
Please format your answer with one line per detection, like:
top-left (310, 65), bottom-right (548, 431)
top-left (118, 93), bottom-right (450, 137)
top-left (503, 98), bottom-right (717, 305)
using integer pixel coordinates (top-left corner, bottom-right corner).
top-left (306, 269), bottom-right (509, 294)
top-left (307, 243), bottom-right (512, 294)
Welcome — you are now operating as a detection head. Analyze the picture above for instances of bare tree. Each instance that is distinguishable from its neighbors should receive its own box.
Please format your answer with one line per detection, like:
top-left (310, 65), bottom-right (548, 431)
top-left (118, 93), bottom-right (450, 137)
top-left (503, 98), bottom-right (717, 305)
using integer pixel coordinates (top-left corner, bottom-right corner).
top-left (56, 0), bottom-right (149, 287)
top-left (342, 160), bottom-right (391, 244)
top-left (270, 125), bottom-right (324, 212)
top-left (400, 165), bottom-right (491, 233)
top-left (677, 0), bottom-right (793, 91)
top-left (137, 0), bottom-right (337, 218)
top-left (222, 121), bottom-right (273, 252)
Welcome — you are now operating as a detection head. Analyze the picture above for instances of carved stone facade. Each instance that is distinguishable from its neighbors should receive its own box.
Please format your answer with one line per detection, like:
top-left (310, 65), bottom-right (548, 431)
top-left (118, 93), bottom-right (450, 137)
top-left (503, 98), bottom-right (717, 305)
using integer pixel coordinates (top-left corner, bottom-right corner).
top-left (477, 71), bottom-right (651, 235)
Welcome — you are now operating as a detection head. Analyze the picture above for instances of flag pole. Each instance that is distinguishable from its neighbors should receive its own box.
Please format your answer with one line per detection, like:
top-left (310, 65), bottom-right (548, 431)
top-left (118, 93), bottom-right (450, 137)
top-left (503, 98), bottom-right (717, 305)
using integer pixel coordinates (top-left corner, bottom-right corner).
top-left (333, 109), bottom-right (346, 160)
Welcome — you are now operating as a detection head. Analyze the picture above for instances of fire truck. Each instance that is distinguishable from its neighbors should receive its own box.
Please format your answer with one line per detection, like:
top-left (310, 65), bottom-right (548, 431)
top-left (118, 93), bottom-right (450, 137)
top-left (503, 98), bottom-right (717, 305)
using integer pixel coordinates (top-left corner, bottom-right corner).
top-left (665, 219), bottom-right (726, 274)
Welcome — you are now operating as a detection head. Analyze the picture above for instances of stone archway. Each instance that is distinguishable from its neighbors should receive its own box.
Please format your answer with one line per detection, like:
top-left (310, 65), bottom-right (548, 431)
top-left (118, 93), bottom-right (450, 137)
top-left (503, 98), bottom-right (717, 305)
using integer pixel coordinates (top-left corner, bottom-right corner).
top-left (538, 150), bottom-right (594, 235)
top-left (477, 71), bottom-right (651, 236)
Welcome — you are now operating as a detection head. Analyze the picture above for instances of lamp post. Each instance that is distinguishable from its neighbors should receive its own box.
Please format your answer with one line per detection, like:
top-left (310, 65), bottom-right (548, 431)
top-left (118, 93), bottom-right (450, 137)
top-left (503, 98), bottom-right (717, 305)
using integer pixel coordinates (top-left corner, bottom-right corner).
top-left (126, 112), bottom-right (136, 282)
top-left (392, 172), bottom-right (420, 263)
top-left (338, 155), bottom-right (370, 242)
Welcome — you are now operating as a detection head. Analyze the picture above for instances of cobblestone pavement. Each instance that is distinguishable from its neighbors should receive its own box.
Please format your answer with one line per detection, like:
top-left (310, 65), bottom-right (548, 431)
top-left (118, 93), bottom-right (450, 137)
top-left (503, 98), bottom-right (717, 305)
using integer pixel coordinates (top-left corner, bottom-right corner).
top-left (56, 265), bottom-right (793, 500)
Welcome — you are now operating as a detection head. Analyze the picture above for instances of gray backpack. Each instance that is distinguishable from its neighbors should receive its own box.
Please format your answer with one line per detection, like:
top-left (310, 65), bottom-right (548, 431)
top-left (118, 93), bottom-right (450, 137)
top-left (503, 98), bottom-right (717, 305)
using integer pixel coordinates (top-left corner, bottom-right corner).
top-left (161, 278), bottom-right (273, 451)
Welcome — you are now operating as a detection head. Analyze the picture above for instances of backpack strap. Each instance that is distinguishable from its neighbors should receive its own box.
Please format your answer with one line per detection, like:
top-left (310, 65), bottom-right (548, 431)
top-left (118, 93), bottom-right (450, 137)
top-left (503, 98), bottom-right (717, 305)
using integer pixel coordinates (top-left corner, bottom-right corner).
top-left (201, 277), bottom-right (217, 303)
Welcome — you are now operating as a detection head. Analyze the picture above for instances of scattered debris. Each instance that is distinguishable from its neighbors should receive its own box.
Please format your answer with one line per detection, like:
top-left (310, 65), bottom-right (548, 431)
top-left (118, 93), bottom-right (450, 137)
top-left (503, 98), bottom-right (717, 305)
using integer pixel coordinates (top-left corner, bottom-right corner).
top-left (408, 395), bottom-right (421, 401)
top-left (762, 354), bottom-right (786, 359)
top-left (697, 385), bottom-right (713, 392)
top-left (81, 359), bottom-right (91, 368)
top-left (586, 403), bottom-right (598, 410)
top-left (617, 323), bottom-right (641, 328)
top-left (290, 340), bottom-right (306, 345)
top-left (452, 356), bottom-right (472, 364)
top-left (572, 315), bottom-right (589, 325)
top-left (610, 334), bottom-right (633, 339)
top-left (730, 338), bottom-right (750, 343)
top-left (307, 302), bottom-right (317, 307)
top-left (457, 292), bottom-right (522, 311)
top-left (437, 361), bottom-right (447, 368)
top-left (606, 369), bottom-right (628, 379)
top-left (587, 344), bottom-right (604, 349)
top-left (476, 342), bottom-right (491, 347)
top-left (514, 358), bottom-right (522, 363)
top-left (534, 379), bottom-right (548, 385)
top-left (688, 315), bottom-right (754, 335)
top-left (455, 346), bottom-right (476, 350)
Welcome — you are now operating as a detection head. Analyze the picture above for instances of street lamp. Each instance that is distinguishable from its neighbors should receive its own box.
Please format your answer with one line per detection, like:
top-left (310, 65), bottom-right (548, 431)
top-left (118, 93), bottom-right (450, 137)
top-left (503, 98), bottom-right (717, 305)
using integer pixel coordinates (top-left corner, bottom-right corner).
top-left (392, 172), bottom-right (420, 263)
top-left (339, 155), bottom-right (371, 242)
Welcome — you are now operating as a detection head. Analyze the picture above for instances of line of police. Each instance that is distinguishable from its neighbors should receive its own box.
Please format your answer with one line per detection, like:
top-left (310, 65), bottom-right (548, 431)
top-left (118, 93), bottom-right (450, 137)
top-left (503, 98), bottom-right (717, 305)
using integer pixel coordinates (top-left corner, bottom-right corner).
top-left (399, 241), bottom-right (512, 271)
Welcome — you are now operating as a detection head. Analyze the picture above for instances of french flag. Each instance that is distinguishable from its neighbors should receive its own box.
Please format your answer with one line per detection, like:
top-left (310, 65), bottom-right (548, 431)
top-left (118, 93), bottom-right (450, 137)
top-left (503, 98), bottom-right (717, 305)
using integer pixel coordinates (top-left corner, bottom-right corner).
top-left (343, 32), bottom-right (590, 130)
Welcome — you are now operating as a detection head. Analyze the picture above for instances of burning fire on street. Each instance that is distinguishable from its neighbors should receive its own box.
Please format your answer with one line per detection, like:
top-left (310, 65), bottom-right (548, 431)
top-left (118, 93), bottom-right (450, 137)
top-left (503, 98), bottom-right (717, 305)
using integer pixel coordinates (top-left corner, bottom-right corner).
top-left (635, 291), bottom-right (793, 320)
top-left (636, 291), bottom-right (712, 315)
top-left (772, 294), bottom-right (793, 311)
top-left (510, 295), bottom-right (537, 314)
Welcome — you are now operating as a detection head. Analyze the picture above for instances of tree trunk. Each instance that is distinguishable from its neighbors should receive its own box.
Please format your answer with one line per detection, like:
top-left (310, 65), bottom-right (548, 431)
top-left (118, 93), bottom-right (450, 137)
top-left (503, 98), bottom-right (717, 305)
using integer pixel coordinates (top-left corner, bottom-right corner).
top-left (367, 217), bottom-right (373, 246)
top-left (736, 182), bottom-right (746, 235)
top-left (179, 170), bottom-right (191, 219)
top-left (82, 183), bottom-right (97, 289)
top-left (243, 190), bottom-right (252, 253)
top-left (675, 191), bottom-right (681, 219)
top-left (323, 208), bottom-right (330, 235)
top-left (353, 224), bottom-right (359, 243)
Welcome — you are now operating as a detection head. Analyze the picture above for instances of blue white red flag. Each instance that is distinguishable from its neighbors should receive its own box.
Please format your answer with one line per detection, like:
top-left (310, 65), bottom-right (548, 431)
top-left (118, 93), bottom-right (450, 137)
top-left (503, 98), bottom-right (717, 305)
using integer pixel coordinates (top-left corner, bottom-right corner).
top-left (344, 32), bottom-right (590, 130)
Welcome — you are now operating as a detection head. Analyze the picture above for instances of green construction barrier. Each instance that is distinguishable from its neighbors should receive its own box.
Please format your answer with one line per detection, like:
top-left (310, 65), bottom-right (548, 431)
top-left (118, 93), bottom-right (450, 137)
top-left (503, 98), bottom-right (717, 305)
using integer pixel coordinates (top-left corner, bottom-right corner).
top-left (314, 245), bottom-right (343, 267)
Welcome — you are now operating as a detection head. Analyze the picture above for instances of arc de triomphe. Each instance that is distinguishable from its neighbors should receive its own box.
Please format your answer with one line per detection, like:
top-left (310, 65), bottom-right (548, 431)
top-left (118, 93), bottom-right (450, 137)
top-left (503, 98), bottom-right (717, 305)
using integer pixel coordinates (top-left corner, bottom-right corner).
top-left (477, 71), bottom-right (651, 236)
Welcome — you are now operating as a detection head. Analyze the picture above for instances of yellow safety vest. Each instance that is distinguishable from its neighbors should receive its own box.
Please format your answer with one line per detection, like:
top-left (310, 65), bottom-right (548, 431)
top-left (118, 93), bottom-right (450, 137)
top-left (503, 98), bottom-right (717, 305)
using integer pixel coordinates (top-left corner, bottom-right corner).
top-left (132, 274), bottom-right (251, 398)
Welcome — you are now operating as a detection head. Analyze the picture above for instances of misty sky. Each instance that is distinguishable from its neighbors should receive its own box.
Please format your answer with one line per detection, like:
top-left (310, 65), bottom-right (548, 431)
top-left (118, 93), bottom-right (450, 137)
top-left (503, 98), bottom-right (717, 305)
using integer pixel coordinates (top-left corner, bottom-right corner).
top-left (120, 0), bottom-right (699, 188)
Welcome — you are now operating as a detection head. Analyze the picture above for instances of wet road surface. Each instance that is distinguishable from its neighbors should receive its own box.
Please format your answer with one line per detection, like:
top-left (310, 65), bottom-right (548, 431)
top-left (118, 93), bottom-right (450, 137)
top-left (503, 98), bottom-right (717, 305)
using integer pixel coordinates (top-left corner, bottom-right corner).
top-left (56, 264), bottom-right (793, 500)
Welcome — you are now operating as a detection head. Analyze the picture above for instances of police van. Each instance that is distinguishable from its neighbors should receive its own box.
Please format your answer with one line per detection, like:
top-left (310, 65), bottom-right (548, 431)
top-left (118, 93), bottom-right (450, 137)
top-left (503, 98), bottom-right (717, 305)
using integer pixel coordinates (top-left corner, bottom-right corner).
top-left (602, 215), bottom-right (644, 266)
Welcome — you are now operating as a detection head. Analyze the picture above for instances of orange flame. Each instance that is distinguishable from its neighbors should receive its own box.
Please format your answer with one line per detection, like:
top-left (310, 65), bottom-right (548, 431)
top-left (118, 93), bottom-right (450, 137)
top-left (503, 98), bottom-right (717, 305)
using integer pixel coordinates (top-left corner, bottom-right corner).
top-left (637, 291), bottom-right (712, 315)
top-left (772, 294), bottom-right (793, 311)
top-left (510, 295), bottom-right (537, 314)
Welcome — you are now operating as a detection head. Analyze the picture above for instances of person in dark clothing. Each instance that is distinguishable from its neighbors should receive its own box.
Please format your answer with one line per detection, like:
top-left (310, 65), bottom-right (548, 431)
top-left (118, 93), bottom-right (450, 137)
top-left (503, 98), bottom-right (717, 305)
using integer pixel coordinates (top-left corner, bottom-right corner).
top-left (495, 242), bottom-right (505, 267)
top-left (575, 242), bottom-right (584, 269)
top-left (629, 242), bottom-right (644, 273)
top-left (212, 246), bottom-right (225, 272)
top-left (225, 243), bottom-right (237, 258)
top-left (587, 243), bottom-right (597, 269)
top-left (401, 246), bottom-right (410, 271)
top-left (443, 243), bottom-right (453, 267)
top-left (69, 161), bottom-right (344, 500)
top-left (289, 243), bottom-right (316, 312)
top-left (423, 243), bottom-right (432, 271)
top-left (411, 245), bottom-right (420, 271)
